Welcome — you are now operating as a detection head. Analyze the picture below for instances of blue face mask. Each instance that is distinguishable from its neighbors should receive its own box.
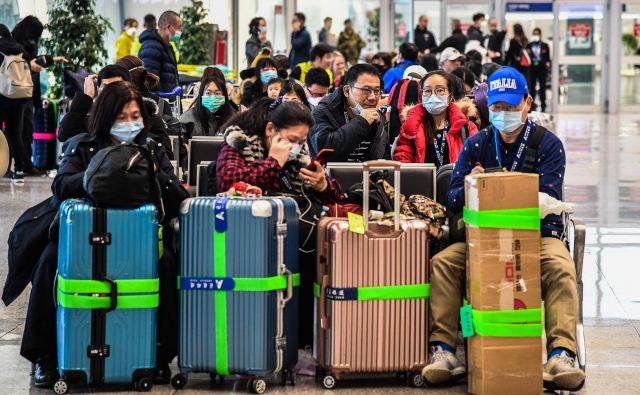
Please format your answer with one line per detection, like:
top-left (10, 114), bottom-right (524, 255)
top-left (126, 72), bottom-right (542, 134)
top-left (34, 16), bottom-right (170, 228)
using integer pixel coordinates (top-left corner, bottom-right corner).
top-left (110, 119), bottom-right (144, 143)
top-left (170, 30), bottom-right (182, 43)
top-left (489, 108), bottom-right (525, 133)
top-left (422, 94), bottom-right (448, 115)
top-left (260, 70), bottom-right (278, 85)
top-left (202, 95), bottom-right (225, 112)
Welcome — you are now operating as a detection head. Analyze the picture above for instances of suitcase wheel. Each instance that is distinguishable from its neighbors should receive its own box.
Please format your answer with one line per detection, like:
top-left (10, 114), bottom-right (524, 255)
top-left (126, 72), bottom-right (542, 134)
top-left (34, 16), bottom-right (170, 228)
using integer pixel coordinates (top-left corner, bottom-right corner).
top-left (134, 377), bottom-right (153, 392)
top-left (209, 373), bottom-right (224, 385)
top-left (407, 371), bottom-right (425, 388)
top-left (53, 379), bottom-right (69, 395)
top-left (248, 378), bottom-right (267, 394)
top-left (171, 373), bottom-right (187, 390)
top-left (322, 374), bottom-right (337, 390)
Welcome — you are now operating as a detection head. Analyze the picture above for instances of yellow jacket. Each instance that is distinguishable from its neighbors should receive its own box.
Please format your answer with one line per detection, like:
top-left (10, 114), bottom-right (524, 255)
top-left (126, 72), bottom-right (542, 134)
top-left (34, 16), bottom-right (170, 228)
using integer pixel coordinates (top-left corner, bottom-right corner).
top-left (296, 61), bottom-right (333, 85)
top-left (115, 31), bottom-right (138, 59)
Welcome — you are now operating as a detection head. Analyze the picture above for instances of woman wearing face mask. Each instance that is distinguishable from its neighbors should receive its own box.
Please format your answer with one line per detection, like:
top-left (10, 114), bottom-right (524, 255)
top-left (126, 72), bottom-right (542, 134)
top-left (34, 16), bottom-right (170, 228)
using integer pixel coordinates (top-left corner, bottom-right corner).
top-left (215, 98), bottom-right (341, 202)
top-left (25, 81), bottom-right (188, 387)
top-left (179, 76), bottom-right (237, 138)
top-left (116, 18), bottom-right (139, 59)
top-left (241, 57), bottom-right (279, 107)
top-left (393, 71), bottom-right (478, 168)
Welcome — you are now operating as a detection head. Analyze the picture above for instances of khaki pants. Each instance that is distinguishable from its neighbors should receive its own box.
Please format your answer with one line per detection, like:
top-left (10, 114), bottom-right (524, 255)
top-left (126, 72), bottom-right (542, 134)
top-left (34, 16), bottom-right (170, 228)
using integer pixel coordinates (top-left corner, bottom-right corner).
top-left (430, 237), bottom-right (578, 354)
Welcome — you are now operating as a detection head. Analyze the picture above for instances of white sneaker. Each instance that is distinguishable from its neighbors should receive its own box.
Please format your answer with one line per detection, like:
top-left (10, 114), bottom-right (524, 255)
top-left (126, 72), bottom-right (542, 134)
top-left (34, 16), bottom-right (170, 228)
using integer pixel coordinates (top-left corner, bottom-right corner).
top-left (422, 345), bottom-right (466, 384)
top-left (543, 350), bottom-right (585, 391)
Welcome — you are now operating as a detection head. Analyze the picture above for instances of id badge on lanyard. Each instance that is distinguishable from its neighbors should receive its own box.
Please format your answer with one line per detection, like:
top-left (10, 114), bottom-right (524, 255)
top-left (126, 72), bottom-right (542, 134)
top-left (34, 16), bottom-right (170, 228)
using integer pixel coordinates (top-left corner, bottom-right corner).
top-left (494, 121), bottom-right (532, 172)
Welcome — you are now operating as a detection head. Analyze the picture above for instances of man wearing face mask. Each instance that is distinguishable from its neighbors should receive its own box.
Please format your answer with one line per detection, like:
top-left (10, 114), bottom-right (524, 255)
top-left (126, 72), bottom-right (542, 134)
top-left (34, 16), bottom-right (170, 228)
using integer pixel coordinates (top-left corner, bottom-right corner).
top-left (422, 67), bottom-right (585, 392)
top-left (527, 28), bottom-right (551, 112)
top-left (138, 10), bottom-right (182, 92)
top-left (309, 63), bottom-right (390, 162)
top-left (116, 18), bottom-right (139, 59)
top-left (304, 67), bottom-right (331, 109)
top-left (466, 13), bottom-right (486, 44)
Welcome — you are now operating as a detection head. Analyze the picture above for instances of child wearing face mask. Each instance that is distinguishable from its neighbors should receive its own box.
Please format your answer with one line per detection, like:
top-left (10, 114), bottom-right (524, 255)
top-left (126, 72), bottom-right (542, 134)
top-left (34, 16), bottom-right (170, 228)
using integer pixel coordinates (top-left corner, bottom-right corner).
top-left (179, 76), bottom-right (237, 138)
top-left (241, 57), bottom-right (279, 107)
top-left (394, 71), bottom-right (478, 168)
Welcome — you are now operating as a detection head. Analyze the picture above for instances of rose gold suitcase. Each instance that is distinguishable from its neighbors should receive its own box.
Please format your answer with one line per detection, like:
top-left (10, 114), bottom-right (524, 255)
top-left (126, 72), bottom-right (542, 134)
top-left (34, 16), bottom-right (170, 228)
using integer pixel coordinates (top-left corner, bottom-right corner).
top-left (314, 161), bottom-right (430, 389)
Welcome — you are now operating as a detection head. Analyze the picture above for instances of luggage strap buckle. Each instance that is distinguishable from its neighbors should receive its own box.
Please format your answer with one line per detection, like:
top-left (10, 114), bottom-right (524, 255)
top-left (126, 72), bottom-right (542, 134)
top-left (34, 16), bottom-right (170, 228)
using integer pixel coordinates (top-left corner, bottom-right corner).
top-left (89, 232), bottom-right (112, 245)
top-left (103, 276), bottom-right (117, 312)
top-left (275, 336), bottom-right (286, 350)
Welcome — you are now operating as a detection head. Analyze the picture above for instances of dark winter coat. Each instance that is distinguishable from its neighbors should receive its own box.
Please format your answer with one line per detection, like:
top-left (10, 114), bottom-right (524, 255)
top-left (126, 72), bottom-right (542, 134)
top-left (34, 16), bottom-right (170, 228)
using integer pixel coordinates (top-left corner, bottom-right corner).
top-left (414, 26), bottom-right (437, 53)
top-left (289, 27), bottom-right (312, 68)
top-left (138, 29), bottom-right (178, 92)
top-left (435, 29), bottom-right (467, 54)
top-left (309, 89), bottom-right (390, 162)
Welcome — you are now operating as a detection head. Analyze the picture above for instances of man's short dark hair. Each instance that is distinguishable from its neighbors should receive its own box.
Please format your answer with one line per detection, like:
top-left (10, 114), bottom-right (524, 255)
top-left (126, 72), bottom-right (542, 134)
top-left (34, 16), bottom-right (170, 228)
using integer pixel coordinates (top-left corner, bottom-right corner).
top-left (144, 14), bottom-right (156, 29)
top-left (324, 17), bottom-right (332, 23)
top-left (473, 13), bottom-right (485, 22)
top-left (344, 19), bottom-right (352, 25)
top-left (310, 44), bottom-right (334, 62)
top-left (305, 68), bottom-right (331, 88)
top-left (97, 65), bottom-right (131, 86)
top-left (399, 43), bottom-right (419, 62)
top-left (344, 63), bottom-right (380, 86)
top-left (158, 10), bottom-right (180, 29)
top-left (294, 12), bottom-right (306, 24)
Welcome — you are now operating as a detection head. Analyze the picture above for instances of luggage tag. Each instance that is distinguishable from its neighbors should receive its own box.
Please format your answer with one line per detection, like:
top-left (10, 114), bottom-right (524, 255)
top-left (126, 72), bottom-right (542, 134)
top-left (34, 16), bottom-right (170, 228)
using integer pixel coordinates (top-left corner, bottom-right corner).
top-left (347, 212), bottom-right (365, 234)
top-left (460, 304), bottom-right (475, 338)
top-left (214, 197), bottom-right (230, 233)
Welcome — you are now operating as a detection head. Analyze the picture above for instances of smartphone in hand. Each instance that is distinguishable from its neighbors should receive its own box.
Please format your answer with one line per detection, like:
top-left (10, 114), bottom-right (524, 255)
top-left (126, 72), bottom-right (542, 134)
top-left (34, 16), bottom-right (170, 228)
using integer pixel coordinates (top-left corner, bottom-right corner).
top-left (306, 148), bottom-right (335, 170)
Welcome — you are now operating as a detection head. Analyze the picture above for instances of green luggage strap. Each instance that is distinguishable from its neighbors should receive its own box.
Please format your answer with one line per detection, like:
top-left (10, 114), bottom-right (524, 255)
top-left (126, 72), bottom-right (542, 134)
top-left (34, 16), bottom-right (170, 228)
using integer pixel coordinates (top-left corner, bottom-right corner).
top-left (313, 282), bottom-right (430, 301)
top-left (56, 275), bottom-right (159, 309)
top-left (460, 303), bottom-right (543, 338)
top-left (177, 274), bottom-right (300, 291)
top-left (463, 207), bottom-right (541, 231)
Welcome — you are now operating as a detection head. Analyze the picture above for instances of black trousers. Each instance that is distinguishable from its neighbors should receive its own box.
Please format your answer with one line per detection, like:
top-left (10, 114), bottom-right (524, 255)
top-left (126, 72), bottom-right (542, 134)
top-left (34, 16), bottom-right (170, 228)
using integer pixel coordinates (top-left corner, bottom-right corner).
top-left (529, 66), bottom-right (548, 111)
top-left (21, 100), bottom-right (35, 168)
top-left (0, 96), bottom-right (28, 172)
top-left (21, 241), bottom-right (179, 366)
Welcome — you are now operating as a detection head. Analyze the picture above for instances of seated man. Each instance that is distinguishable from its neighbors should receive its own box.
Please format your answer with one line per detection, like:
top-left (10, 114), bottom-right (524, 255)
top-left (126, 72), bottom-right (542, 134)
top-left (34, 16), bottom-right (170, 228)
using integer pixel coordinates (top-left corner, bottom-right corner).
top-left (309, 63), bottom-right (390, 162)
top-left (383, 42), bottom-right (418, 93)
top-left (294, 43), bottom-right (334, 85)
top-left (423, 67), bottom-right (585, 392)
top-left (304, 67), bottom-right (331, 108)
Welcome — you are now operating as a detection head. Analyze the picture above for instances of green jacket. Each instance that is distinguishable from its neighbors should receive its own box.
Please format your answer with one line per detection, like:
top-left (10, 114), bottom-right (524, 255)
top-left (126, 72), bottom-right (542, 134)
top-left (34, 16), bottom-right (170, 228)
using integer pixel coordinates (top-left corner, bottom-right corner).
top-left (337, 30), bottom-right (365, 64)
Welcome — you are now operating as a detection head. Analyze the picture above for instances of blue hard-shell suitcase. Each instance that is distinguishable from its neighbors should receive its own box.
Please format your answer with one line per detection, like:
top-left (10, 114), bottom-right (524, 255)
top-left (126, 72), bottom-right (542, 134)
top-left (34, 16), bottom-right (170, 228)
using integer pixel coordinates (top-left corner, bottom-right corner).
top-left (55, 200), bottom-right (159, 394)
top-left (172, 196), bottom-right (300, 393)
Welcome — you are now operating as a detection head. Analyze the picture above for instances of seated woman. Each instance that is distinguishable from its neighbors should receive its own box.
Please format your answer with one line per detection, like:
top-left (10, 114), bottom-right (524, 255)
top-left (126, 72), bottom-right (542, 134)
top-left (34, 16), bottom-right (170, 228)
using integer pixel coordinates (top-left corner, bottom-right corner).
top-left (22, 81), bottom-right (188, 388)
top-left (215, 98), bottom-right (340, 202)
top-left (393, 71), bottom-right (478, 168)
top-left (241, 57), bottom-right (278, 107)
top-left (278, 80), bottom-right (311, 109)
top-left (179, 76), bottom-right (237, 138)
top-left (214, 98), bottom-right (342, 352)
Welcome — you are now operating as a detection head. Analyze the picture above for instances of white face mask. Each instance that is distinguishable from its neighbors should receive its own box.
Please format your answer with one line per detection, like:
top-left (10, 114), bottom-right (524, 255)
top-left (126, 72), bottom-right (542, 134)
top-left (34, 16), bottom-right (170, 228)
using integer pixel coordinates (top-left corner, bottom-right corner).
top-left (288, 143), bottom-right (302, 162)
top-left (308, 97), bottom-right (323, 107)
top-left (126, 27), bottom-right (137, 36)
top-left (531, 35), bottom-right (541, 42)
top-left (489, 108), bottom-right (525, 134)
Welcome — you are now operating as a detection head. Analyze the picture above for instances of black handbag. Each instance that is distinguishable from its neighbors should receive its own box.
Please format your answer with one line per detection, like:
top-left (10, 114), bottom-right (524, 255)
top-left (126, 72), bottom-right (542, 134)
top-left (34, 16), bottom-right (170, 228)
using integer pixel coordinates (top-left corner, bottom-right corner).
top-left (83, 143), bottom-right (164, 218)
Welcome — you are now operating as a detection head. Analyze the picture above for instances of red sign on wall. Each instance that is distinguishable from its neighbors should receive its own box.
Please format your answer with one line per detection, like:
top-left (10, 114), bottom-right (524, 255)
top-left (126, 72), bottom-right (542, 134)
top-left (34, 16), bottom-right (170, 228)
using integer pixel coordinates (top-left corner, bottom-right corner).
top-left (569, 23), bottom-right (591, 38)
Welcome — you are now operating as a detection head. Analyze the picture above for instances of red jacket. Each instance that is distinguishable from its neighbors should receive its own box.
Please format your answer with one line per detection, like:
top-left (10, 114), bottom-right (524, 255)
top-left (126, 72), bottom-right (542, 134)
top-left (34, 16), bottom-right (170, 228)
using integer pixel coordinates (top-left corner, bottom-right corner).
top-left (393, 103), bottom-right (478, 165)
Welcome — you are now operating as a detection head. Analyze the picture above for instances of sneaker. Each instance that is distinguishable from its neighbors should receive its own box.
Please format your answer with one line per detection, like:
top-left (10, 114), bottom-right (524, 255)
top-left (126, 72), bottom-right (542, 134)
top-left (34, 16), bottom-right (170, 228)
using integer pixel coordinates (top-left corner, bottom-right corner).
top-left (543, 350), bottom-right (585, 391)
top-left (11, 171), bottom-right (24, 185)
top-left (421, 345), bottom-right (466, 384)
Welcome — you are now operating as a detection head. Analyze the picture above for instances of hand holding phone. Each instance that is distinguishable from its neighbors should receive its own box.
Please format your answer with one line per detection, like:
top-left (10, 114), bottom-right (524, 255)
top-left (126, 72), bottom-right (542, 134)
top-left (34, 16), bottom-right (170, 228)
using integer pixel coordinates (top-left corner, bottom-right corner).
top-left (306, 148), bottom-right (334, 170)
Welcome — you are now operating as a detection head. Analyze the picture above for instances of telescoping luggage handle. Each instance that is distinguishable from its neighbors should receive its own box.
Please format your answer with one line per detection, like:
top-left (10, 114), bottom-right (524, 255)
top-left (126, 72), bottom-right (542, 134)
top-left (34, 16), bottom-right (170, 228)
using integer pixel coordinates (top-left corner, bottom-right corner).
top-left (362, 160), bottom-right (401, 232)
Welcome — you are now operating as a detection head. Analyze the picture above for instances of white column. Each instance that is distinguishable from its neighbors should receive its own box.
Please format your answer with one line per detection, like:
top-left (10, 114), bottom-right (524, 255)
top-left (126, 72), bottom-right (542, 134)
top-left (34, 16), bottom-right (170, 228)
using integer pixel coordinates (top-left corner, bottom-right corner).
top-left (605, 0), bottom-right (621, 114)
top-left (380, 0), bottom-right (393, 51)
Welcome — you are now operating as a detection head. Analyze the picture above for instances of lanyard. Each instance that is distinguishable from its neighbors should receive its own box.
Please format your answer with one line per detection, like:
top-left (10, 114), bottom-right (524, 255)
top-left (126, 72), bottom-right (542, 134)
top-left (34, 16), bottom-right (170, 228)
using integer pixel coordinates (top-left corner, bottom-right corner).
top-left (495, 120), bottom-right (532, 172)
top-left (432, 122), bottom-right (449, 168)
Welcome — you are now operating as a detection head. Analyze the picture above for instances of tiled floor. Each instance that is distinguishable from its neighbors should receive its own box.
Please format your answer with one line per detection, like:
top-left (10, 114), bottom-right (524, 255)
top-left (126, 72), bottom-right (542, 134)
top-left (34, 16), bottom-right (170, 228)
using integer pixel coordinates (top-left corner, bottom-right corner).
top-left (1, 113), bottom-right (640, 394)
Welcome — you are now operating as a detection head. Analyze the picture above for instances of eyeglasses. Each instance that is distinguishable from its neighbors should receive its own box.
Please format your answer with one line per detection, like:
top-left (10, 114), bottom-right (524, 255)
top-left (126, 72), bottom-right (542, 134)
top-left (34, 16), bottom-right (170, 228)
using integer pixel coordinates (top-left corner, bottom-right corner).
top-left (305, 86), bottom-right (327, 99)
top-left (351, 85), bottom-right (382, 98)
top-left (421, 87), bottom-right (448, 97)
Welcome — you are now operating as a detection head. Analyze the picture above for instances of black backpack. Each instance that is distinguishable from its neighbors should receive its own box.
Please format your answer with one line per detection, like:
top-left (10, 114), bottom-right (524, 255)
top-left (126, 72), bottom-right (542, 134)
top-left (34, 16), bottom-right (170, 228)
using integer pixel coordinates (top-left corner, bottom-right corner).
top-left (83, 143), bottom-right (164, 218)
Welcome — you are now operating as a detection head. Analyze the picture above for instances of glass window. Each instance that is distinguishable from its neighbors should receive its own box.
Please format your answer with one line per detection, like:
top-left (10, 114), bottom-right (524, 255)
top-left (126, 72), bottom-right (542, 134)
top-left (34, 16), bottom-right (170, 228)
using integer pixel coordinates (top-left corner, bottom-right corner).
top-left (621, 3), bottom-right (640, 106)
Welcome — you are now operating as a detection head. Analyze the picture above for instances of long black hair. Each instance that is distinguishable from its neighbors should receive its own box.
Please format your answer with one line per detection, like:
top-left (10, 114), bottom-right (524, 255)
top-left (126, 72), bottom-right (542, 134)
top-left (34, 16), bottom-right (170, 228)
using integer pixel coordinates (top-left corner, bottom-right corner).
top-left (88, 81), bottom-right (151, 146)
top-left (222, 97), bottom-right (314, 148)
top-left (419, 70), bottom-right (466, 139)
top-left (193, 76), bottom-right (234, 135)
top-left (116, 55), bottom-right (160, 92)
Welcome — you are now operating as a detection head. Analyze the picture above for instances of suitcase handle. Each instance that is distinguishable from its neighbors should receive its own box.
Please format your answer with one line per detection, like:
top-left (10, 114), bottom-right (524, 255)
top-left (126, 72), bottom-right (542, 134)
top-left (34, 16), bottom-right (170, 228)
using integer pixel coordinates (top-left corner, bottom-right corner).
top-left (103, 276), bottom-right (117, 312)
top-left (362, 160), bottom-right (401, 232)
top-left (320, 274), bottom-right (330, 329)
top-left (282, 267), bottom-right (294, 305)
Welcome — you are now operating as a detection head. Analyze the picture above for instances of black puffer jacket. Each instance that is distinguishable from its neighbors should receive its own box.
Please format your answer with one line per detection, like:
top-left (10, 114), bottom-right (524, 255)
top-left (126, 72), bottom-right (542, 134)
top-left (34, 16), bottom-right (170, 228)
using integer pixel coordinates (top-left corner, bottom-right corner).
top-left (53, 132), bottom-right (188, 220)
top-left (138, 29), bottom-right (178, 92)
top-left (309, 89), bottom-right (390, 162)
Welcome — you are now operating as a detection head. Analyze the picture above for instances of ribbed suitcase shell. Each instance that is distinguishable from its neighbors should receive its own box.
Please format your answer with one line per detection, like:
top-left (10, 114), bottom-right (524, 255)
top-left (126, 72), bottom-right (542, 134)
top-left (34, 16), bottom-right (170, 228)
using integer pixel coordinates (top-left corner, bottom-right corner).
top-left (57, 200), bottom-right (158, 384)
top-left (177, 197), bottom-right (299, 378)
top-left (315, 217), bottom-right (430, 379)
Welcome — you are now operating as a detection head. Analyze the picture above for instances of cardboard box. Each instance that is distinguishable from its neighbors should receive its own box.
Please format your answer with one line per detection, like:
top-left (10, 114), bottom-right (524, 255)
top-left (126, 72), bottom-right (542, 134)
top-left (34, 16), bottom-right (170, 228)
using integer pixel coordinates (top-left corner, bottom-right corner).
top-left (465, 173), bottom-right (542, 395)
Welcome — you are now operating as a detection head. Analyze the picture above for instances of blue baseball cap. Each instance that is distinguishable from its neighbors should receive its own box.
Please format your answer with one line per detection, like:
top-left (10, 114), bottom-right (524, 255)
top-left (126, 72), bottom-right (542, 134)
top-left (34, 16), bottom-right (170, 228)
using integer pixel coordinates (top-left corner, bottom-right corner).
top-left (487, 66), bottom-right (528, 107)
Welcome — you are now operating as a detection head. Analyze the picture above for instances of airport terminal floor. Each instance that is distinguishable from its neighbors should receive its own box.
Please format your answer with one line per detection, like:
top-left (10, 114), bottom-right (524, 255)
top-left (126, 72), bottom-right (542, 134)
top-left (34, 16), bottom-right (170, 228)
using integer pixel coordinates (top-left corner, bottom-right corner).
top-left (1, 112), bottom-right (639, 394)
